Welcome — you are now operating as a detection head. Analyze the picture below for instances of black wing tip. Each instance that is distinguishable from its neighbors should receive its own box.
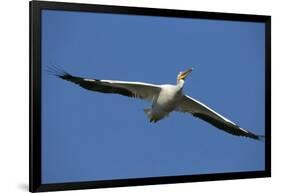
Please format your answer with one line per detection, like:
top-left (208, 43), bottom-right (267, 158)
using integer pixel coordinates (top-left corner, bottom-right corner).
top-left (46, 65), bottom-right (72, 80)
top-left (253, 134), bottom-right (265, 141)
top-left (243, 129), bottom-right (265, 141)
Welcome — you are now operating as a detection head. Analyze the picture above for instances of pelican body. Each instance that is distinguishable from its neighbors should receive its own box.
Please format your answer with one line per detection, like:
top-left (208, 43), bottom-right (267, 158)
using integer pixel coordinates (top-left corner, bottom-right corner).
top-left (144, 70), bottom-right (191, 122)
top-left (48, 66), bottom-right (264, 140)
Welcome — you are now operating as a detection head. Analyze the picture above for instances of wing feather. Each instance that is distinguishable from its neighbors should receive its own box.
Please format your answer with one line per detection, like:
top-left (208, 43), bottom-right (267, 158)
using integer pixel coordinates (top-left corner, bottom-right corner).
top-left (178, 95), bottom-right (264, 140)
top-left (51, 68), bottom-right (161, 101)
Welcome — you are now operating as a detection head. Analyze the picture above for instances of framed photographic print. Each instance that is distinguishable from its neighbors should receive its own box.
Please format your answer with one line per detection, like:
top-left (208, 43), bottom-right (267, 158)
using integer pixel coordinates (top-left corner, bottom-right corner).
top-left (30, 0), bottom-right (271, 192)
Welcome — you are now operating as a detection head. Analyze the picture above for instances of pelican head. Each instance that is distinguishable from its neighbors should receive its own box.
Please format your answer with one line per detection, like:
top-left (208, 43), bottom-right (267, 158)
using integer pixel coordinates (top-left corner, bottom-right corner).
top-left (177, 68), bottom-right (193, 83)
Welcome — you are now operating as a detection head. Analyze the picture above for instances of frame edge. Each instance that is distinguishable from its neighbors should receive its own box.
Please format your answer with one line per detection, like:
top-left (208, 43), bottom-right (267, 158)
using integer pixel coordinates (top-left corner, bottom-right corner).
top-left (29, 1), bottom-right (271, 192)
top-left (30, 0), bottom-right (43, 192)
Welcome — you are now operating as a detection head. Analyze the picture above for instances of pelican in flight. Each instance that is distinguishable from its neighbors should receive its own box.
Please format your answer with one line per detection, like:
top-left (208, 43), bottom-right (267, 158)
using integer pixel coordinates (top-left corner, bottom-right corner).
top-left (49, 66), bottom-right (264, 140)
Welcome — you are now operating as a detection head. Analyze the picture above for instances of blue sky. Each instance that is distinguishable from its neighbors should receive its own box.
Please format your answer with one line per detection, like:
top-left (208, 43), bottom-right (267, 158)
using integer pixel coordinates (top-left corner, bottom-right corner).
top-left (41, 10), bottom-right (265, 184)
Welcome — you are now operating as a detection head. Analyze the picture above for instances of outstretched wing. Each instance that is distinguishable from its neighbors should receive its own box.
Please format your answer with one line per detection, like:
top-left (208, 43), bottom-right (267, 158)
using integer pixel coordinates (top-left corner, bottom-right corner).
top-left (177, 95), bottom-right (264, 140)
top-left (48, 66), bottom-right (161, 102)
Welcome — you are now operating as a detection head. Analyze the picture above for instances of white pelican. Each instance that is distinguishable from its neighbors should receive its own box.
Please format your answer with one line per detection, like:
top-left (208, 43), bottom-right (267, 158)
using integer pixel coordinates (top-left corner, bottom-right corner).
top-left (48, 66), bottom-right (264, 140)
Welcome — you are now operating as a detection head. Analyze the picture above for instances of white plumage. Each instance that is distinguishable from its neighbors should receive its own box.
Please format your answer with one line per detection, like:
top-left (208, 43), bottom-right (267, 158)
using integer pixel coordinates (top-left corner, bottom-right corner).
top-left (48, 66), bottom-right (264, 140)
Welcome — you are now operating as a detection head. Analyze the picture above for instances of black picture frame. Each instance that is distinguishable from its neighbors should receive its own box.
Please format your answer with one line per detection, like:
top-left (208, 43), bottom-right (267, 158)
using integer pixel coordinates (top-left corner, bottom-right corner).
top-left (30, 1), bottom-right (271, 192)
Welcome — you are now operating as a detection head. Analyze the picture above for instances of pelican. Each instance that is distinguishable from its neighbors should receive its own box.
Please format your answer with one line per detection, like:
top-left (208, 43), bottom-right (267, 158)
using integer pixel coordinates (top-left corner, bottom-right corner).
top-left (48, 66), bottom-right (264, 140)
